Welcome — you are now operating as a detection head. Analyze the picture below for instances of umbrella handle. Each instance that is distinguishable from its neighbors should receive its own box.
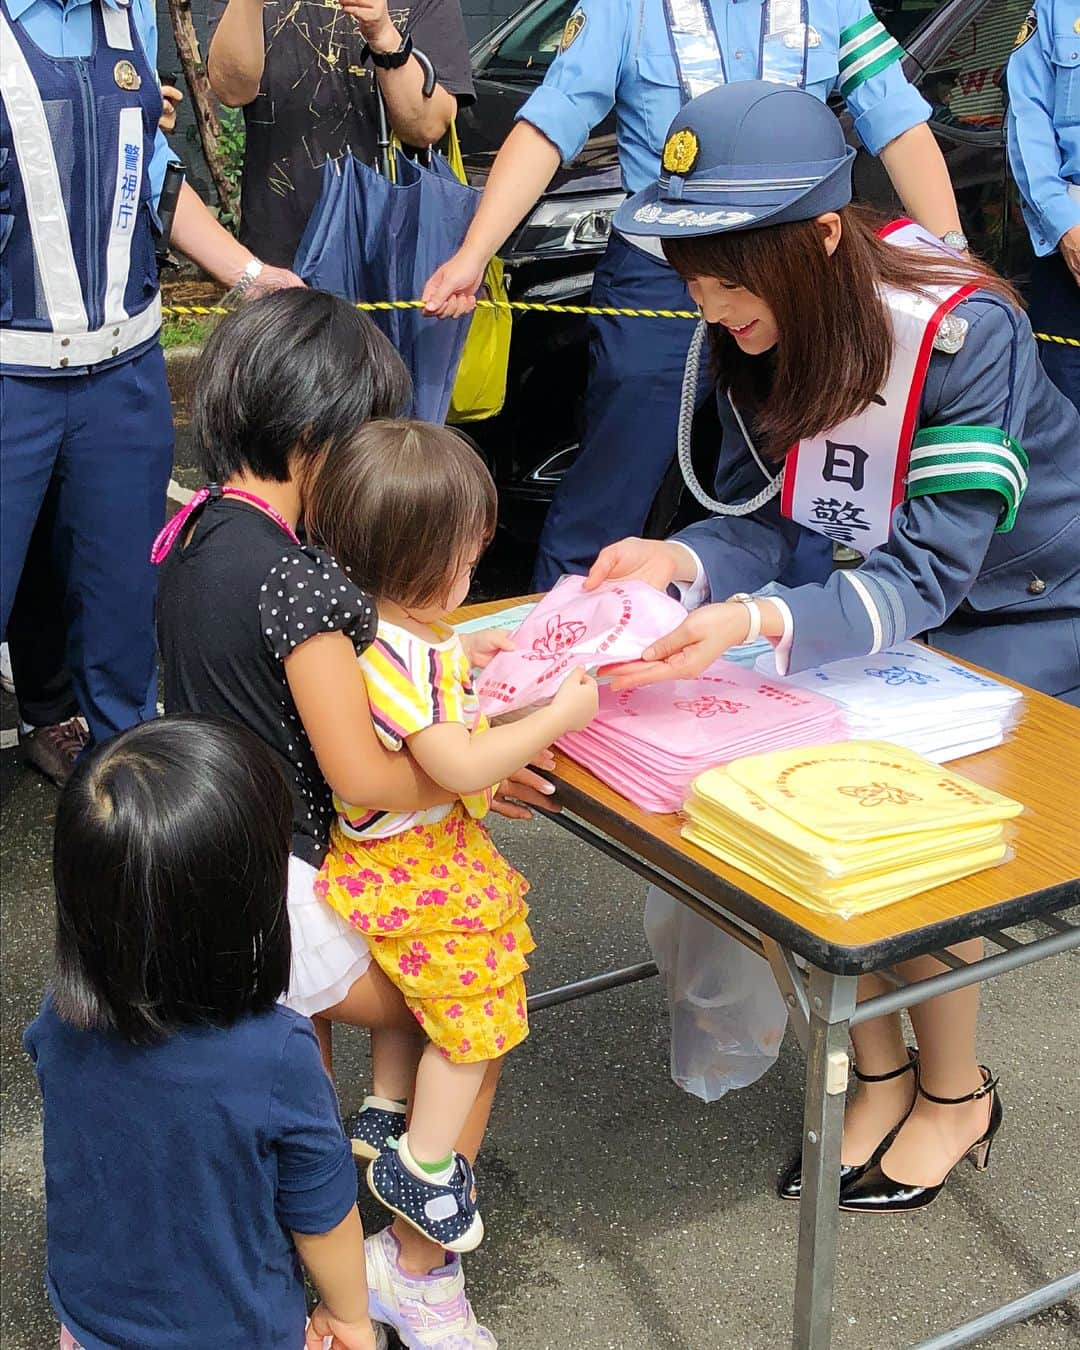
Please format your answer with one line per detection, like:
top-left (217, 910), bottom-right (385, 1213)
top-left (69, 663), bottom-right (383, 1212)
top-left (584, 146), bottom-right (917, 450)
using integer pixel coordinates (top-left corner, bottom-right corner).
top-left (372, 44), bottom-right (437, 178)
top-left (412, 45), bottom-right (436, 98)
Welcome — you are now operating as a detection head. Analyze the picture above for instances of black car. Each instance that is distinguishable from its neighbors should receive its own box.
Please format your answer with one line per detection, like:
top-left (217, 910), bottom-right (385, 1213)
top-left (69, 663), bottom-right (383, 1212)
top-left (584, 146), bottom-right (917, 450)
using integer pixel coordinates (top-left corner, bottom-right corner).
top-left (455, 0), bottom-right (1034, 546)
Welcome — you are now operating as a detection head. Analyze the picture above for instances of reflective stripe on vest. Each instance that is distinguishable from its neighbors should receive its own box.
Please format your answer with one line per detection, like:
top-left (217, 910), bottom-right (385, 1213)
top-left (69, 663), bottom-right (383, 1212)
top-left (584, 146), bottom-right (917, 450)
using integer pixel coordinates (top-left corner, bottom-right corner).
top-left (662, 0), bottom-right (811, 101)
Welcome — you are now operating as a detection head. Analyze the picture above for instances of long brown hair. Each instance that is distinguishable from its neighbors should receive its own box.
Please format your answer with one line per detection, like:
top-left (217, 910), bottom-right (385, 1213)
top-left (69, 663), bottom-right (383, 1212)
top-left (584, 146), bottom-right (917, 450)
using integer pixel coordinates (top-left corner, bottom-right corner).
top-left (663, 206), bottom-right (1021, 459)
top-left (307, 420), bottom-right (497, 609)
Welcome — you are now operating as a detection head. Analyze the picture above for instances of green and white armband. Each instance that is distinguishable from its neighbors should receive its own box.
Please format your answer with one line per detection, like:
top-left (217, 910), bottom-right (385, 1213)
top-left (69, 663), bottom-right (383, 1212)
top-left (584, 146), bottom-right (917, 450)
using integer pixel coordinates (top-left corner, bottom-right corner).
top-left (838, 14), bottom-right (906, 98)
top-left (905, 426), bottom-right (1029, 533)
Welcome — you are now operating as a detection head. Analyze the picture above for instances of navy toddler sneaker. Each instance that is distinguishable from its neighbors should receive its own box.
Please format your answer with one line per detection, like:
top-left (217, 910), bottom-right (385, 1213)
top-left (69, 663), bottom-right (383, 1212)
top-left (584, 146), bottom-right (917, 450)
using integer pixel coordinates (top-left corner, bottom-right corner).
top-left (348, 1099), bottom-right (406, 1161)
top-left (367, 1146), bottom-right (485, 1253)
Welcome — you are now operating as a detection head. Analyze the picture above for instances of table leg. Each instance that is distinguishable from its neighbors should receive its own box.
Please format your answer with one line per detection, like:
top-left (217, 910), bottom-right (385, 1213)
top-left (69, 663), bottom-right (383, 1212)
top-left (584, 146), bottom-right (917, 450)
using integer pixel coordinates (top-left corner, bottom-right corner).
top-left (792, 964), bottom-right (859, 1350)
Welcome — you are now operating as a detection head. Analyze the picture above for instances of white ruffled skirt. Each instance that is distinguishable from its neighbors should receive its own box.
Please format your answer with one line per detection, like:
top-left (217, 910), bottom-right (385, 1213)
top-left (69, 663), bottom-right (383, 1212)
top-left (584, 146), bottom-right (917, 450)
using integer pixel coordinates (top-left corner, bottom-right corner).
top-left (283, 854), bottom-right (373, 1017)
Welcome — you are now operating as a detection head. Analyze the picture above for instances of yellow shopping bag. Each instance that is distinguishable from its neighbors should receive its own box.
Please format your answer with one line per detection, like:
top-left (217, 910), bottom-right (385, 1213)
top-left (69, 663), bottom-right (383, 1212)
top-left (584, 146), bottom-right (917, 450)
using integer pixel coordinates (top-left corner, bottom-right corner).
top-left (444, 122), bottom-right (511, 424)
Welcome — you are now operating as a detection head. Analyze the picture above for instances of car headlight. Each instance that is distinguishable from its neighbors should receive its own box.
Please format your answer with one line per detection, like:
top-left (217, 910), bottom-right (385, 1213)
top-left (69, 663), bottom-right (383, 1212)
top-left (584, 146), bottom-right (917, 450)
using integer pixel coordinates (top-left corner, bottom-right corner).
top-left (515, 192), bottom-right (627, 254)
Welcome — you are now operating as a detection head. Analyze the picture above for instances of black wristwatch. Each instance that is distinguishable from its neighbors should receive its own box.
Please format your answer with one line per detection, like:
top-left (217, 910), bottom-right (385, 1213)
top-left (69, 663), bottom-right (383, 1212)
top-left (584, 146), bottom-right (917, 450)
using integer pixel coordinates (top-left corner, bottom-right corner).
top-left (363, 32), bottom-right (413, 69)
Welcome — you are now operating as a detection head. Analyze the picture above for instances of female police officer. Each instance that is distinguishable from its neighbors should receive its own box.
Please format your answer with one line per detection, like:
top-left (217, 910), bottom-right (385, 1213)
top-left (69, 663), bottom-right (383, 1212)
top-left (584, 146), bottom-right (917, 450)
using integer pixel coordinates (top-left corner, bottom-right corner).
top-left (423, 0), bottom-right (966, 589)
top-left (587, 80), bottom-right (1079, 1211)
top-left (1, 0), bottom-right (300, 752)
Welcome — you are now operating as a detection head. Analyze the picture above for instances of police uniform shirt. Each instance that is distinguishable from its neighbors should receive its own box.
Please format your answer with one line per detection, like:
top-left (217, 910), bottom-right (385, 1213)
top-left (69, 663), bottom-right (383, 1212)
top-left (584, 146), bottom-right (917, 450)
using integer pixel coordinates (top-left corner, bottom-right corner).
top-left (1006, 0), bottom-right (1080, 256)
top-left (7, 0), bottom-right (175, 205)
top-left (518, 0), bottom-right (931, 195)
top-left (208, 0), bottom-right (475, 267)
top-left (673, 292), bottom-right (1080, 702)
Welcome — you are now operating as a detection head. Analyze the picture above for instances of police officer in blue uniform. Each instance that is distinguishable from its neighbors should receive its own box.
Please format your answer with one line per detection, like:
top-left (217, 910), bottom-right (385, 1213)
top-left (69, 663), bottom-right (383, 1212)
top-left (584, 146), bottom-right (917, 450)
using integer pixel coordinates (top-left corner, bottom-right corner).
top-left (424, 0), bottom-right (966, 589)
top-left (1, 0), bottom-right (301, 753)
top-left (1007, 0), bottom-right (1080, 411)
top-left (588, 81), bottom-right (1078, 1219)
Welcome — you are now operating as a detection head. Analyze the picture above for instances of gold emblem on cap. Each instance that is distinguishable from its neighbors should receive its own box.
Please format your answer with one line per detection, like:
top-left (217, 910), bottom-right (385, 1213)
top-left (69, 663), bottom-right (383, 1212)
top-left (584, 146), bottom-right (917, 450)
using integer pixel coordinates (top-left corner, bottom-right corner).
top-left (559, 8), bottom-right (586, 52)
top-left (114, 59), bottom-right (141, 90)
top-left (662, 128), bottom-right (699, 177)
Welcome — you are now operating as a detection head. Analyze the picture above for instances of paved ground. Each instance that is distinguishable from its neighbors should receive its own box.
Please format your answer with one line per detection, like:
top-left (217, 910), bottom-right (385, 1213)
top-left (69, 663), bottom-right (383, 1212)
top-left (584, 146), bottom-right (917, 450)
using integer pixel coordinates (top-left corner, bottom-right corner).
top-left (2, 731), bottom-right (1078, 1349)
top-left (2, 412), bottom-right (1078, 1348)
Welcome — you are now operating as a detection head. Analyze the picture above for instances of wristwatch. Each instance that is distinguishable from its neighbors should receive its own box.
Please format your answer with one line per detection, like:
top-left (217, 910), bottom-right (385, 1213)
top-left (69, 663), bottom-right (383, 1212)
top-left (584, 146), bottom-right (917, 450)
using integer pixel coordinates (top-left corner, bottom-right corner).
top-left (941, 229), bottom-right (968, 253)
top-left (363, 32), bottom-right (413, 69)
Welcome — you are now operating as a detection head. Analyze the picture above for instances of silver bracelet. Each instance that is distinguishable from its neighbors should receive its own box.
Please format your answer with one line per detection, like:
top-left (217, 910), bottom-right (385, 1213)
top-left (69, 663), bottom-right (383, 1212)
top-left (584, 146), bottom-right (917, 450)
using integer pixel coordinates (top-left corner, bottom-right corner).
top-left (233, 258), bottom-right (265, 296)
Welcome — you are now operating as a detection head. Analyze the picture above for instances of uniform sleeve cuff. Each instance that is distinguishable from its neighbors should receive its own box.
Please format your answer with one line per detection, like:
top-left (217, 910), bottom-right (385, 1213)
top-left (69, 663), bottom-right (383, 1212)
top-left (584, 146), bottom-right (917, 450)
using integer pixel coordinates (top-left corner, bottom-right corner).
top-left (669, 542), bottom-right (711, 609)
top-left (851, 85), bottom-right (929, 156)
top-left (516, 85), bottom-right (592, 165)
top-left (766, 596), bottom-right (794, 676)
top-left (1039, 193), bottom-right (1080, 251)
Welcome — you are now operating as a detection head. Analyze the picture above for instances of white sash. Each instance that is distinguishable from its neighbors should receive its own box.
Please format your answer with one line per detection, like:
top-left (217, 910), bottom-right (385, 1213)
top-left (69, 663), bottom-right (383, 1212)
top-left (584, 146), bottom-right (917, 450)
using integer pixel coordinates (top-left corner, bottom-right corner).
top-left (780, 221), bottom-right (972, 554)
top-left (663, 0), bottom-right (811, 101)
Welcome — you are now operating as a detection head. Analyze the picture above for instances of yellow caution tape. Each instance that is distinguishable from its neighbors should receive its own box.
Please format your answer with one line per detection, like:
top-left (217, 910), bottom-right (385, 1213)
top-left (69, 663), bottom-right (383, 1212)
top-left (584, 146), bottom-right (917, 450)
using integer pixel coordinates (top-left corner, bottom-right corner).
top-left (160, 298), bottom-right (1080, 343)
top-left (161, 298), bottom-right (700, 320)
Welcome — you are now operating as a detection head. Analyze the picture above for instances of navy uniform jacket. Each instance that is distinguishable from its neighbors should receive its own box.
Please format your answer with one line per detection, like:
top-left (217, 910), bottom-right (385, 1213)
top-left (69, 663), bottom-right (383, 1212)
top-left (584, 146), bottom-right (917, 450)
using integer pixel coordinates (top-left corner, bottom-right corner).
top-left (675, 292), bottom-right (1080, 703)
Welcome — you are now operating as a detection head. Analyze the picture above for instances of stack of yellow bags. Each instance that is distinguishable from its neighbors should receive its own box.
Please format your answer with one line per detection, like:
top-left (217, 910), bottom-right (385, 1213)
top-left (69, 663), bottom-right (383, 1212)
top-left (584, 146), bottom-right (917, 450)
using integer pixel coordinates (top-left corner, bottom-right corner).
top-left (682, 741), bottom-right (1023, 917)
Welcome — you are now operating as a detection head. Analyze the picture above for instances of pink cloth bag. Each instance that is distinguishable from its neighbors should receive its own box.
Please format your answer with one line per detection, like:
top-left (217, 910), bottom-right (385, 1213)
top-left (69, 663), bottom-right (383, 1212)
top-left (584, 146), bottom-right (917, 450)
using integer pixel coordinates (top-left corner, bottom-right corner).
top-left (559, 661), bottom-right (845, 812)
top-left (475, 576), bottom-right (688, 718)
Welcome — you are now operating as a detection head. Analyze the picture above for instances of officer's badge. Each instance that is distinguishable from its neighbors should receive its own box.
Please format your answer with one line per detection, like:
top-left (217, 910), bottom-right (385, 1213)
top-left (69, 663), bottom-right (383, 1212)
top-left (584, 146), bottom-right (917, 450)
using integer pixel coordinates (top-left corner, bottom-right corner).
top-left (113, 59), bottom-right (141, 90)
top-left (662, 128), bottom-right (699, 176)
top-left (559, 8), bottom-right (586, 53)
top-left (1013, 7), bottom-right (1036, 49)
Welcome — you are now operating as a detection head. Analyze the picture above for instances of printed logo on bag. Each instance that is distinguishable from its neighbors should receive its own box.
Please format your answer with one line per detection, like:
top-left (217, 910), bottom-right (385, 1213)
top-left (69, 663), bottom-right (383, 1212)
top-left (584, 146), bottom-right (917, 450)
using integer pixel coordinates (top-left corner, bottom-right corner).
top-left (1013, 7), bottom-right (1036, 48)
top-left (523, 616), bottom-right (588, 663)
top-left (837, 782), bottom-right (922, 808)
top-left (559, 7), bottom-right (586, 51)
top-left (662, 128), bottom-right (700, 176)
top-left (865, 665), bottom-right (939, 687)
top-left (673, 695), bottom-right (749, 718)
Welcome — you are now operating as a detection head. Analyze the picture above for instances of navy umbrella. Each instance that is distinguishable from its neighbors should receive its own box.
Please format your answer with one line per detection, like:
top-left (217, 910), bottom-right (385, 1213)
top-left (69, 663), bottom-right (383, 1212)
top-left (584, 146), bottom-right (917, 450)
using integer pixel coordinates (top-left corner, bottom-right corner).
top-left (293, 107), bottom-right (478, 423)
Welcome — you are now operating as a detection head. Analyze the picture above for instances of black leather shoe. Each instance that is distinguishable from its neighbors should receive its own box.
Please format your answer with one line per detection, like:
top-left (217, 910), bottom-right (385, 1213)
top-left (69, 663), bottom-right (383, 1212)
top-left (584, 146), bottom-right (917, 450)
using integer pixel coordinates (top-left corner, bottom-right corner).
top-left (839, 1067), bottom-right (1002, 1214)
top-left (777, 1048), bottom-right (918, 1201)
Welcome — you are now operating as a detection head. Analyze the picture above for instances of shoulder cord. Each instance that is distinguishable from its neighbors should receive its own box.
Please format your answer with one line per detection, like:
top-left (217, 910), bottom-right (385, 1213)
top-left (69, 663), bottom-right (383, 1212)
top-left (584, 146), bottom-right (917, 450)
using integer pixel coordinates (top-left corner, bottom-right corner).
top-left (676, 320), bottom-right (786, 516)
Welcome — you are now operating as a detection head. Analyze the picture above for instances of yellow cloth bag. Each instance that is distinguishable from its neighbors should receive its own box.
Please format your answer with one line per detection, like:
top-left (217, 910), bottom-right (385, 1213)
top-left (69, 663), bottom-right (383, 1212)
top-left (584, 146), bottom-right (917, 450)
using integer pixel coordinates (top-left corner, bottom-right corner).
top-left (443, 122), bottom-right (511, 423)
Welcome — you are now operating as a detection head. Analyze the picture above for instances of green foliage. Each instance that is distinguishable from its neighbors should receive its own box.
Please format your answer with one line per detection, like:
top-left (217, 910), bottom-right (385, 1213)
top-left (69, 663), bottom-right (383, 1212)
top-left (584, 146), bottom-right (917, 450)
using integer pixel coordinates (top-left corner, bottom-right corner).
top-left (186, 105), bottom-right (246, 232)
top-left (160, 314), bottom-right (211, 349)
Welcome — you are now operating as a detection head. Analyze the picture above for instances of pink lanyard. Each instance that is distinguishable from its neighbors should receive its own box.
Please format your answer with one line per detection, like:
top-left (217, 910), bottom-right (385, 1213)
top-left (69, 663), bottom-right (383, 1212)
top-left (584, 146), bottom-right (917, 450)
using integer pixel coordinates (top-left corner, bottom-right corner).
top-left (150, 485), bottom-right (301, 564)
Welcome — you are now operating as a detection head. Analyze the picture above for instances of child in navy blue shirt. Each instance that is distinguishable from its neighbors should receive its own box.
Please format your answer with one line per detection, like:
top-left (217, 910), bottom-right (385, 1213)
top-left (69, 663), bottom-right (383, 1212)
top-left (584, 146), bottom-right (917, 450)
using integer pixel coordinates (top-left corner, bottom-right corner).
top-left (24, 715), bottom-right (379, 1350)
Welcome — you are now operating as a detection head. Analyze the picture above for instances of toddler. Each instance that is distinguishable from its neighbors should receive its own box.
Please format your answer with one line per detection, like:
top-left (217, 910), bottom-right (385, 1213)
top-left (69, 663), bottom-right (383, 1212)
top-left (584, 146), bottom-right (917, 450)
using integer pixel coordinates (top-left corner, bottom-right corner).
top-left (308, 420), bottom-right (598, 1253)
top-left (26, 715), bottom-right (379, 1350)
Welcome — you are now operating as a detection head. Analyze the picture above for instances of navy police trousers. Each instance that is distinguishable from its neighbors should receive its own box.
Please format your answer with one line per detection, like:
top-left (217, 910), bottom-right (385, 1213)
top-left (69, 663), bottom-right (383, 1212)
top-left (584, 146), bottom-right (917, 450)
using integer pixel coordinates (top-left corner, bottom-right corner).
top-left (1027, 252), bottom-right (1080, 414)
top-left (0, 345), bottom-right (174, 744)
top-left (534, 234), bottom-right (696, 589)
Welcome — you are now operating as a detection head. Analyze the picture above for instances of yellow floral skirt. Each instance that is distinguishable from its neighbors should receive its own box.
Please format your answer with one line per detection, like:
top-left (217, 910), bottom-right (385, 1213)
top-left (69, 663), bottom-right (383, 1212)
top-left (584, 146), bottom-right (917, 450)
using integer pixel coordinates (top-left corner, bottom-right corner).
top-left (316, 806), bottom-right (534, 1063)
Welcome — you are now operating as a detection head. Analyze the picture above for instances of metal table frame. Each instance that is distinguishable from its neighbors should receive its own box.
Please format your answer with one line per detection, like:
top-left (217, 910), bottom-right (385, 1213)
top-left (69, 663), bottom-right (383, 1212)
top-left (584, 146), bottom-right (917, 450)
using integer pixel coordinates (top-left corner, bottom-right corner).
top-left (524, 803), bottom-right (1080, 1350)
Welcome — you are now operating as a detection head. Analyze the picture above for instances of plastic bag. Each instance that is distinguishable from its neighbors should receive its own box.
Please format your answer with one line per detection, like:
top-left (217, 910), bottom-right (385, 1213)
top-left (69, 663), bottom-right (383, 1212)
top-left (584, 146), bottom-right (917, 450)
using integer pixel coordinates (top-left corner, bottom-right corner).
top-left (444, 122), bottom-right (510, 424)
top-left (644, 886), bottom-right (788, 1102)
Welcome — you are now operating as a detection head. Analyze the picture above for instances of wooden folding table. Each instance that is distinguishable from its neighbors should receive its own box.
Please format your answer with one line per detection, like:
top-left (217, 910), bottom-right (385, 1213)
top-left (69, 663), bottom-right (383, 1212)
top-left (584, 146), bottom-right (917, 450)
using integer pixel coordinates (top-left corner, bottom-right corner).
top-left (458, 597), bottom-right (1080, 1349)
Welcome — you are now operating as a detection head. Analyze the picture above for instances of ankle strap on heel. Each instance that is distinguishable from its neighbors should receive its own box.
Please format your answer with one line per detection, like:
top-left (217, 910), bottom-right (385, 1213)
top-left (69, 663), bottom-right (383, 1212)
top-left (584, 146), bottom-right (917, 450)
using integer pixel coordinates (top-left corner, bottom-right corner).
top-left (918, 1065), bottom-right (998, 1105)
top-left (852, 1046), bottom-right (918, 1084)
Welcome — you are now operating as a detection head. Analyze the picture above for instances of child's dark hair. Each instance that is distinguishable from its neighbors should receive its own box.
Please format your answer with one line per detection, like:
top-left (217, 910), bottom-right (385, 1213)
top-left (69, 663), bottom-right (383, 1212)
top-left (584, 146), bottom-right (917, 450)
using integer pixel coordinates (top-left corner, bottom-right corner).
top-left (191, 289), bottom-right (411, 483)
top-left (308, 419), bottom-right (498, 608)
top-left (52, 715), bottom-right (293, 1043)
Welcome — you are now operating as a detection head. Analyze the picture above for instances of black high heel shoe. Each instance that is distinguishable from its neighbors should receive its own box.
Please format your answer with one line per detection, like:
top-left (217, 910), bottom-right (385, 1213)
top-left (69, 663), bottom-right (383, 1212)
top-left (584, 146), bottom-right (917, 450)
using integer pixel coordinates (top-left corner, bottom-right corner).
top-left (777, 1048), bottom-right (918, 1201)
top-left (838, 1066), bottom-right (1001, 1214)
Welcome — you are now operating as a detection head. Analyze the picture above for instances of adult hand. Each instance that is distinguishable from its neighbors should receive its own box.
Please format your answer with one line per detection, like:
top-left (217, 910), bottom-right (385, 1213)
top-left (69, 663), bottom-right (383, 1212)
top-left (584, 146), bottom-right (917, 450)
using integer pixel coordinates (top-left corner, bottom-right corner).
top-left (461, 627), bottom-right (515, 669)
top-left (422, 248), bottom-right (488, 319)
top-left (247, 264), bottom-right (307, 298)
top-left (1060, 224), bottom-right (1080, 287)
top-left (603, 602), bottom-right (750, 691)
top-left (158, 84), bottom-right (183, 134)
top-left (338, 0), bottom-right (400, 53)
top-left (305, 1302), bottom-right (378, 1350)
top-left (490, 755), bottom-right (560, 820)
top-left (585, 538), bottom-right (694, 593)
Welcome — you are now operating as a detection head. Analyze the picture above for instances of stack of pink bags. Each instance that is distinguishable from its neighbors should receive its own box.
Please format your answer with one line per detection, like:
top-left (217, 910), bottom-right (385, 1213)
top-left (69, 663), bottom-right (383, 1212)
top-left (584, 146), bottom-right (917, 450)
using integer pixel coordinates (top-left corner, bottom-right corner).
top-left (558, 662), bottom-right (846, 813)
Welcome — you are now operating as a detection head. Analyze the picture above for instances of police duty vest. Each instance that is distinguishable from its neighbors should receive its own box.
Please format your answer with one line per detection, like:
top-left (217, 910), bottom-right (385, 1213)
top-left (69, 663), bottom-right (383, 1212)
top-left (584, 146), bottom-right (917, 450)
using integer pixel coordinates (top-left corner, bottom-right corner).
top-left (0, 0), bottom-right (163, 372)
top-left (780, 221), bottom-right (1028, 553)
